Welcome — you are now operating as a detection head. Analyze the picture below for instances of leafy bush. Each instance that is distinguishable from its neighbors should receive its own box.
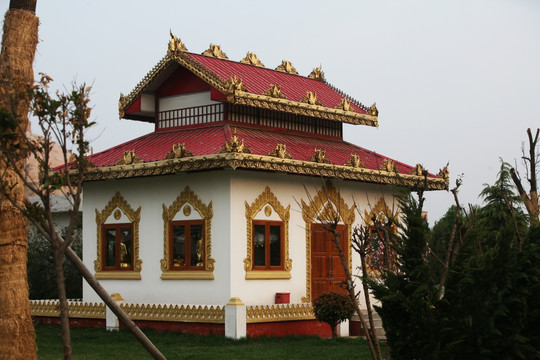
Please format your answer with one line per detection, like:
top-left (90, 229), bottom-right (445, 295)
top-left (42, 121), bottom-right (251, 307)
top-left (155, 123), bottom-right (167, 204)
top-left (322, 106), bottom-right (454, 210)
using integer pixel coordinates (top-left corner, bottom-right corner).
top-left (313, 292), bottom-right (355, 338)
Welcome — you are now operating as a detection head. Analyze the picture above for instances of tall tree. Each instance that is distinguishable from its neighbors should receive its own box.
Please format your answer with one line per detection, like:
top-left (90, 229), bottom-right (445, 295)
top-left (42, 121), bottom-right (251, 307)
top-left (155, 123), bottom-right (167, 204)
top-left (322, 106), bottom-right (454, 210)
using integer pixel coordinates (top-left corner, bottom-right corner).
top-left (0, 0), bottom-right (39, 359)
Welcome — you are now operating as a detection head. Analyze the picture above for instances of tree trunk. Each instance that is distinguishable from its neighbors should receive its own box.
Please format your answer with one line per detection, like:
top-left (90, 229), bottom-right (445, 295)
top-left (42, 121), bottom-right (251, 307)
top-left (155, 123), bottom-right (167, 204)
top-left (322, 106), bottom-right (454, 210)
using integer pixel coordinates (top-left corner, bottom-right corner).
top-left (54, 248), bottom-right (72, 360)
top-left (0, 1), bottom-right (39, 359)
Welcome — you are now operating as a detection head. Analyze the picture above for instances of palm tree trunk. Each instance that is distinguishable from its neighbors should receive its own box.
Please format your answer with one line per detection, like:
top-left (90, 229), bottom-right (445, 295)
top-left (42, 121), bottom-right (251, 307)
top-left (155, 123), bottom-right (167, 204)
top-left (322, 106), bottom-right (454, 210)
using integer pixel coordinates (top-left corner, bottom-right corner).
top-left (0, 1), bottom-right (39, 359)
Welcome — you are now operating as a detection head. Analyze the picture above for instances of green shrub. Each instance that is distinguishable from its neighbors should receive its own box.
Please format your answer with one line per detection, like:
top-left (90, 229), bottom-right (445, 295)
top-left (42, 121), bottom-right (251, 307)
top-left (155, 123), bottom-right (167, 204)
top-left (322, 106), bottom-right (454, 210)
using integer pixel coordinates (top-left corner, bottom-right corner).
top-left (313, 292), bottom-right (355, 338)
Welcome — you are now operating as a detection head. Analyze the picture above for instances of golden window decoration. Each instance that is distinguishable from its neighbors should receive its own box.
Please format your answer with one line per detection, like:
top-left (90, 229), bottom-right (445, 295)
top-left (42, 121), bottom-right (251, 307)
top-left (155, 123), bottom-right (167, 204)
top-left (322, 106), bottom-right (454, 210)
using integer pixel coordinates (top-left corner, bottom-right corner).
top-left (244, 187), bottom-right (292, 279)
top-left (161, 186), bottom-right (214, 279)
top-left (95, 192), bottom-right (142, 280)
top-left (301, 180), bottom-right (355, 303)
top-left (363, 197), bottom-right (399, 278)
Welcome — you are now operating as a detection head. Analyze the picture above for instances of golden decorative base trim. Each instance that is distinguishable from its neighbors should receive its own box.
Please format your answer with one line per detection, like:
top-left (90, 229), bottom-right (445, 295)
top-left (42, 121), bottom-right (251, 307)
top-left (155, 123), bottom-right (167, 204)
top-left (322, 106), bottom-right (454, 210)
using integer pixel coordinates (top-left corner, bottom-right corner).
top-left (246, 303), bottom-right (315, 323)
top-left (121, 303), bottom-right (225, 323)
top-left (160, 271), bottom-right (214, 280)
top-left (94, 271), bottom-right (141, 280)
top-left (245, 270), bottom-right (291, 280)
top-left (30, 300), bottom-right (106, 319)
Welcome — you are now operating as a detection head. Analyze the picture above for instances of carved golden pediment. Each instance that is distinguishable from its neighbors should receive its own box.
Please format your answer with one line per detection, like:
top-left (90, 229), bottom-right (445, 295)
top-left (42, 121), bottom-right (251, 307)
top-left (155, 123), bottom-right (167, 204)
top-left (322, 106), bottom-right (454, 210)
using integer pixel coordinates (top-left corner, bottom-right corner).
top-left (275, 60), bottom-right (298, 75)
top-left (241, 52), bottom-right (265, 67)
top-left (220, 129), bottom-right (252, 154)
top-left (168, 31), bottom-right (188, 53)
top-left (225, 75), bottom-right (247, 94)
top-left (308, 149), bottom-right (331, 164)
top-left (369, 103), bottom-right (379, 117)
top-left (380, 159), bottom-right (396, 173)
top-left (164, 143), bottom-right (193, 160)
top-left (202, 44), bottom-right (228, 59)
top-left (268, 144), bottom-right (292, 159)
top-left (308, 66), bottom-right (325, 81)
top-left (410, 163), bottom-right (426, 176)
top-left (335, 98), bottom-right (354, 112)
top-left (345, 154), bottom-right (365, 168)
top-left (437, 164), bottom-right (449, 179)
top-left (263, 84), bottom-right (286, 99)
top-left (116, 150), bottom-right (142, 166)
top-left (301, 91), bottom-right (322, 106)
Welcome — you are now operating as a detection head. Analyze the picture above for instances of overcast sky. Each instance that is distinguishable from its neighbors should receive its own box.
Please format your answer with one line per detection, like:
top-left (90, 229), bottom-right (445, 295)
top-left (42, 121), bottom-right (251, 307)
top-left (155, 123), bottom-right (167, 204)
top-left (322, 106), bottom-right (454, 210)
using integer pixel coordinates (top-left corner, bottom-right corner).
top-left (10, 0), bottom-right (539, 224)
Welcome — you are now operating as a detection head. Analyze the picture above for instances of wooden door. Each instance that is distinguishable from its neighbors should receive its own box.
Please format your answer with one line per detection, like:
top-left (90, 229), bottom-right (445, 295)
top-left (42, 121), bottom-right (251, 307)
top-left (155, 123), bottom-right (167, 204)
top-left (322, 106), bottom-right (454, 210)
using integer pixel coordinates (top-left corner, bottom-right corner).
top-left (311, 223), bottom-right (348, 301)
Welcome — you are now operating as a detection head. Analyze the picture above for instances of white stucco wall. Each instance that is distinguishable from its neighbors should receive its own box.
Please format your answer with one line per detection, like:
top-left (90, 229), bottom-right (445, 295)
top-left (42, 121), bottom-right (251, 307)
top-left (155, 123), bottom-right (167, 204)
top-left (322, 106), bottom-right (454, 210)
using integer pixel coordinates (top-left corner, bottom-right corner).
top-left (158, 91), bottom-right (219, 112)
top-left (82, 169), bottom-right (398, 307)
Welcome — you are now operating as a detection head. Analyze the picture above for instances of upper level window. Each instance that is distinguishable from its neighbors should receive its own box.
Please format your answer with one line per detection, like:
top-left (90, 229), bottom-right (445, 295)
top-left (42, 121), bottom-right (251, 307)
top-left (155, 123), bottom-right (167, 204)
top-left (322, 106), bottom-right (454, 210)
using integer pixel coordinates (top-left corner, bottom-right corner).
top-left (253, 221), bottom-right (283, 269)
top-left (161, 186), bottom-right (214, 280)
top-left (95, 192), bottom-right (142, 280)
top-left (244, 187), bottom-right (291, 279)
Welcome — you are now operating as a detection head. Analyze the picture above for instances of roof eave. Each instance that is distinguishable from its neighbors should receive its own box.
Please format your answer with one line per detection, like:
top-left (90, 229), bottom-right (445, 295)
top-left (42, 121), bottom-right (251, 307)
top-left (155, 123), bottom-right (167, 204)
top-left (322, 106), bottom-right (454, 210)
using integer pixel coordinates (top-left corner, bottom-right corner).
top-left (73, 153), bottom-right (448, 190)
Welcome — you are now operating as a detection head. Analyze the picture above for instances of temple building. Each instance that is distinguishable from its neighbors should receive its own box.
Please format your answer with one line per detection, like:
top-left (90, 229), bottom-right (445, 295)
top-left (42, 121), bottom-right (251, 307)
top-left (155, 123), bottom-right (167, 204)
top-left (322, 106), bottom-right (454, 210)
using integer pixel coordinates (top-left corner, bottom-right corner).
top-left (73, 34), bottom-right (448, 337)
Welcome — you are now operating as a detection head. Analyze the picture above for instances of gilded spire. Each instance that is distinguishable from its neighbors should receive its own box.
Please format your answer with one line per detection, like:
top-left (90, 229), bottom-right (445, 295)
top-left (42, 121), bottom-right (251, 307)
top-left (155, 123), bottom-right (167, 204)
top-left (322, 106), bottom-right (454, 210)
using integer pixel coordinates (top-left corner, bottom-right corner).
top-left (168, 31), bottom-right (188, 53)
top-left (275, 60), bottom-right (298, 75)
top-left (308, 66), bottom-right (325, 81)
top-left (263, 84), bottom-right (286, 99)
top-left (241, 52), bottom-right (265, 67)
top-left (202, 44), bottom-right (229, 59)
top-left (225, 75), bottom-right (247, 94)
top-left (369, 103), bottom-right (379, 117)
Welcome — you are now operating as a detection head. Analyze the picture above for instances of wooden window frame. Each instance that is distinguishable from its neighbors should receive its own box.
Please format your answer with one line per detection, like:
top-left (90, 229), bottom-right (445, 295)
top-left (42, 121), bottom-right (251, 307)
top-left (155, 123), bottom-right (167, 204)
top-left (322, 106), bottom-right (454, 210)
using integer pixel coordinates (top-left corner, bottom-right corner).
top-left (251, 220), bottom-right (284, 271)
top-left (168, 220), bottom-right (206, 271)
top-left (101, 223), bottom-right (134, 271)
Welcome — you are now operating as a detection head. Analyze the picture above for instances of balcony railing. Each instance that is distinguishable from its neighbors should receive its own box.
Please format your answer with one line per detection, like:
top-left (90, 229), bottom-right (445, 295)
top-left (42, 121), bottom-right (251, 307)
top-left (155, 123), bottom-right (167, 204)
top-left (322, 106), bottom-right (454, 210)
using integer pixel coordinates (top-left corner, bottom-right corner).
top-left (158, 103), bottom-right (224, 129)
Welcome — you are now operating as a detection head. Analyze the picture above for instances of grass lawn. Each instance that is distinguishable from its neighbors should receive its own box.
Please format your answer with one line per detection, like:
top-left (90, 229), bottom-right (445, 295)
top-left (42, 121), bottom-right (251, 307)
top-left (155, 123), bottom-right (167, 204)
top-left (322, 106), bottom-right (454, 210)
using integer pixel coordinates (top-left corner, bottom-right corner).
top-left (35, 323), bottom-right (380, 359)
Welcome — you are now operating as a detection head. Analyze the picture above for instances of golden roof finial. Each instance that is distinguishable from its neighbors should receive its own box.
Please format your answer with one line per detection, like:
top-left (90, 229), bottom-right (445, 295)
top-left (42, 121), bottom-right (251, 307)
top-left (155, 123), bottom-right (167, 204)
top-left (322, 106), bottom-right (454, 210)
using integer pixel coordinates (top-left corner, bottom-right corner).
top-left (369, 103), bottom-right (379, 117)
top-left (308, 66), bottom-right (325, 81)
top-left (308, 149), bottom-right (331, 164)
top-left (263, 84), bottom-right (286, 99)
top-left (437, 164), bottom-right (450, 179)
top-left (380, 159), bottom-right (396, 173)
top-left (168, 31), bottom-right (188, 53)
top-left (241, 52), bottom-right (265, 67)
top-left (335, 98), bottom-right (354, 112)
top-left (202, 44), bottom-right (229, 59)
top-left (301, 91), bottom-right (322, 106)
top-left (268, 144), bottom-right (292, 159)
top-left (220, 128), bottom-right (252, 154)
top-left (276, 60), bottom-right (298, 75)
top-left (225, 75), bottom-right (247, 94)
top-left (345, 154), bottom-right (365, 168)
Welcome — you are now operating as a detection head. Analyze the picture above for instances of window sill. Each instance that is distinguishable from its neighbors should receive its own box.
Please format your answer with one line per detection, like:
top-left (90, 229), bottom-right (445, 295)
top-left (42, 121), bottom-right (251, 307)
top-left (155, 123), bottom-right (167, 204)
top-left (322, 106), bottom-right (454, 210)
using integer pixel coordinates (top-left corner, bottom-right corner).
top-left (160, 271), bottom-right (214, 280)
top-left (245, 270), bottom-right (291, 280)
top-left (94, 271), bottom-right (141, 280)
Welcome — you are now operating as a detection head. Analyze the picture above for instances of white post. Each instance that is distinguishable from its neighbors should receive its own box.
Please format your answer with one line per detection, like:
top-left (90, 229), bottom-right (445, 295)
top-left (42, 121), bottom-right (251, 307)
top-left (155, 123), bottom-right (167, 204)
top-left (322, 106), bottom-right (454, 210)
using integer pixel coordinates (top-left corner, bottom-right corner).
top-left (225, 297), bottom-right (246, 339)
top-left (337, 319), bottom-right (350, 337)
top-left (106, 293), bottom-right (124, 331)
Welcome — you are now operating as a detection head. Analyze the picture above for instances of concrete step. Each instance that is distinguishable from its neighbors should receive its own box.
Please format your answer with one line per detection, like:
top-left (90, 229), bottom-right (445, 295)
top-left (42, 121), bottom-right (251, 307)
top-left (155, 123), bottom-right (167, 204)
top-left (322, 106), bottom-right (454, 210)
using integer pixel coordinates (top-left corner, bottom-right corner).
top-left (349, 310), bottom-right (386, 338)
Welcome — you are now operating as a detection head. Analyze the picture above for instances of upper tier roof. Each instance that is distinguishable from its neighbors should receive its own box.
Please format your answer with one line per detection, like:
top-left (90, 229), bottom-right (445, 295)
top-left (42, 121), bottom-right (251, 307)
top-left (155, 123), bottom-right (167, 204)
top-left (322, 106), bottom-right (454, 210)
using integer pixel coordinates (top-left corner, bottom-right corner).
top-left (118, 36), bottom-right (379, 126)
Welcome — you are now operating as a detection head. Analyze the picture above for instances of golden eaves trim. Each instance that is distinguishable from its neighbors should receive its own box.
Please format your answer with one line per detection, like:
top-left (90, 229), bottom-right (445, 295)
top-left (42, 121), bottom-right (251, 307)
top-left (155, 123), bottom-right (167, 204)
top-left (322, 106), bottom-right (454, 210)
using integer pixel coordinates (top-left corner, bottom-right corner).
top-left (74, 153), bottom-right (448, 190)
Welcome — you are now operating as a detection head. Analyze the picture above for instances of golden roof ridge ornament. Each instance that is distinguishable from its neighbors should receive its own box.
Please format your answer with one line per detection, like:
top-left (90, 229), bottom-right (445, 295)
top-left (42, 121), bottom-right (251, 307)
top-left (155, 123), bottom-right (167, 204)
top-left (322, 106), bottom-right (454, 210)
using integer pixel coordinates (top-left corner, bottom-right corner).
top-left (369, 103), bottom-right (379, 117)
top-left (202, 44), bottom-right (229, 59)
top-left (335, 98), bottom-right (354, 112)
top-left (345, 154), bottom-right (365, 168)
top-left (308, 66), bottom-right (325, 82)
top-left (168, 31), bottom-right (188, 53)
top-left (164, 143), bottom-right (194, 160)
top-left (241, 52), bottom-right (265, 67)
top-left (308, 149), bottom-right (331, 164)
top-left (116, 150), bottom-right (143, 166)
top-left (410, 163), bottom-right (426, 176)
top-left (268, 144), bottom-right (292, 159)
top-left (276, 60), bottom-right (298, 75)
top-left (220, 128), bottom-right (252, 154)
top-left (263, 84), bottom-right (286, 99)
top-left (301, 91), bottom-right (322, 106)
top-left (437, 164), bottom-right (449, 179)
top-left (225, 75), bottom-right (247, 94)
top-left (380, 159), bottom-right (396, 173)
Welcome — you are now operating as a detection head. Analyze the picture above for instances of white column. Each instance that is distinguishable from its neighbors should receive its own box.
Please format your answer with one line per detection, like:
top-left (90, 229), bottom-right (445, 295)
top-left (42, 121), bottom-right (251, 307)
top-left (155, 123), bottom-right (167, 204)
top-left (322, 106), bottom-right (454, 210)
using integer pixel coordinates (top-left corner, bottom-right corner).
top-left (337, 319), bottom-right (350, 337)
top-left (225, 297), bottom-right (246, 339)
top-left (106, 293), bottom-right (124, 331)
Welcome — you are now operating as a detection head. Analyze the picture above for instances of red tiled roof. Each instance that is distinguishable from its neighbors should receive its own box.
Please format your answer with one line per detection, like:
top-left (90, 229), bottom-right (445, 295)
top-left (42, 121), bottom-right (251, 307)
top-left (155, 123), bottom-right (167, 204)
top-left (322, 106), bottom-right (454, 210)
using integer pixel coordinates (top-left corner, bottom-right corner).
top-left (185, 53), bottom-right (367, 114)
top-left (85, 124), bottom-right (423, 176)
